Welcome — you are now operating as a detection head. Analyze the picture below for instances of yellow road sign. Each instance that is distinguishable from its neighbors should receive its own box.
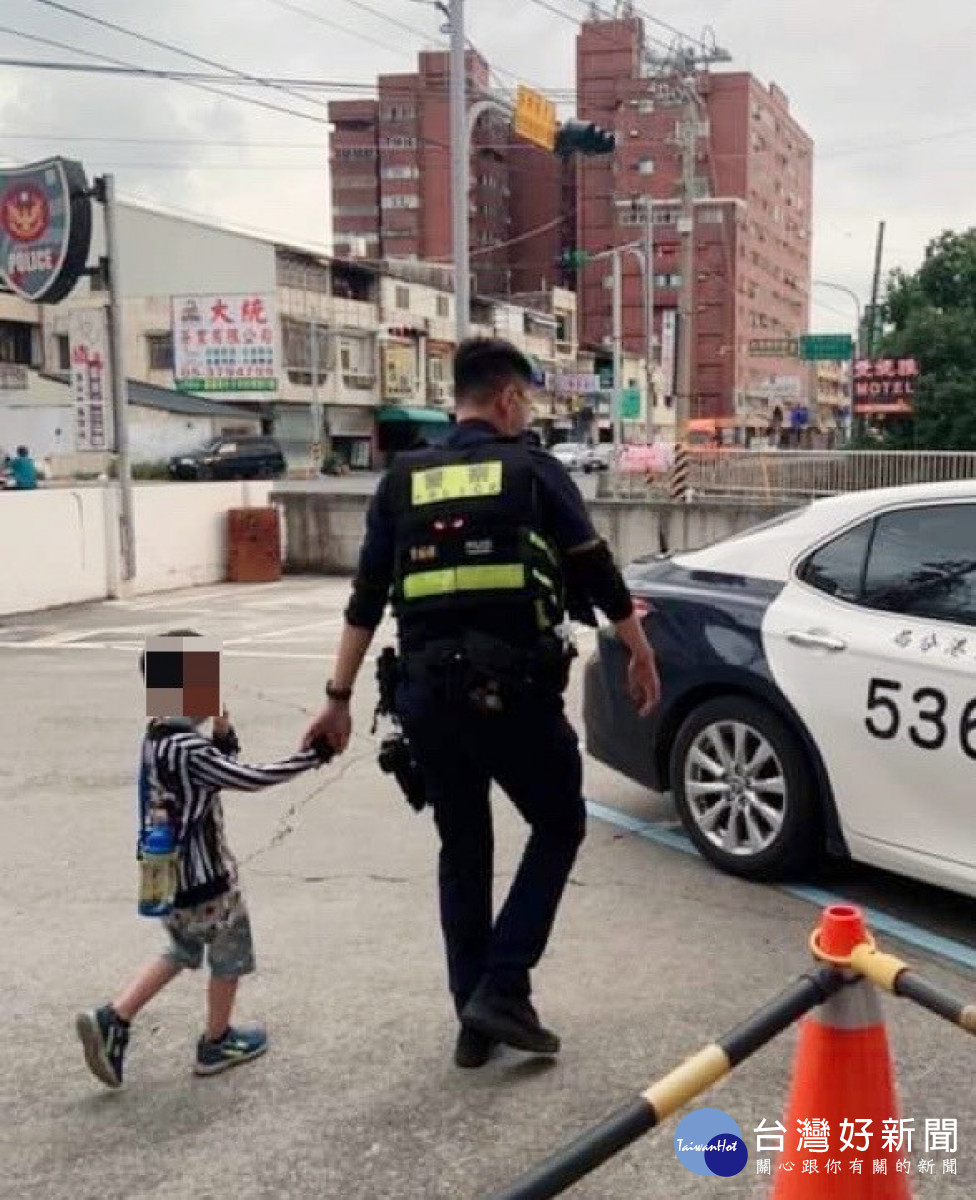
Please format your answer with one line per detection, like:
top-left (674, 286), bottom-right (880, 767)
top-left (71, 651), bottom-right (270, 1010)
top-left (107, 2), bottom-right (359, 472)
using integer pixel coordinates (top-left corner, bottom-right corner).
top-left (513, 85), bottom-right (557, 152)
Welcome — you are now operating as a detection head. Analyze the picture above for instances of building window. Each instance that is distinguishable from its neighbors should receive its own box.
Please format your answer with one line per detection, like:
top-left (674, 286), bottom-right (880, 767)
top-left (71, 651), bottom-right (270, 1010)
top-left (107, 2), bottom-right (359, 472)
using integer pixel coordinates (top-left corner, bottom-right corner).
top-left (697, 207), bottom-right (724, 224)
top-left (428, 356), bottom-right (444, 382)
top-left (334, 146), bottom-right (376, 160)
top-left (381, 165), bottom-right (420, 181)
top-left (381, 194), bottom-right (420, 210)
top-left (636, 157), bottom-right (655, 175)
top-left (56, 334), bottom-right (71, 372)
top-left (436, 295), bottom-right (449, 319)
top-left (395, 285), bottom-right (410, 309)
top-left (147, 333), bottom-right (174, 371)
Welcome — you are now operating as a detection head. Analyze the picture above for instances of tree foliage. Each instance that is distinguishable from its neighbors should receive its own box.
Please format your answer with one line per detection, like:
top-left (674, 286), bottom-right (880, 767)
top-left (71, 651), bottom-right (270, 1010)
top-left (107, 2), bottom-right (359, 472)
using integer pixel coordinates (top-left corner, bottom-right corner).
top-left (880, 229), bottom-right (976, 449)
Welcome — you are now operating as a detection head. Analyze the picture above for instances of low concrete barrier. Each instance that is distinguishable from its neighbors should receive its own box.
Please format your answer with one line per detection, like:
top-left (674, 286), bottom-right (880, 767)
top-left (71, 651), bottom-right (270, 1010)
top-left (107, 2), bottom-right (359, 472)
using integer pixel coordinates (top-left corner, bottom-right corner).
top-left (270, 486), bottom-right (796, 574)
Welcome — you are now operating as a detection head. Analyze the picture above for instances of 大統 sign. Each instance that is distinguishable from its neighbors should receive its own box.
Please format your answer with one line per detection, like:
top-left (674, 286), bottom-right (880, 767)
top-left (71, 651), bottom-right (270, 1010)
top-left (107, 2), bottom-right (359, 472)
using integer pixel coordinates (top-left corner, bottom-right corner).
top-left (0, 158), bottom-right (92, 304)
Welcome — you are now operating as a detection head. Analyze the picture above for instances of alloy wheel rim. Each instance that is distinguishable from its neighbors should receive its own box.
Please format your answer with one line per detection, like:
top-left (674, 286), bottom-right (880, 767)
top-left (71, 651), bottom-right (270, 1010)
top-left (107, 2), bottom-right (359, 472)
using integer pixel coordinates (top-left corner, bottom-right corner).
top-left (684, 720), bottom-right (787, 856)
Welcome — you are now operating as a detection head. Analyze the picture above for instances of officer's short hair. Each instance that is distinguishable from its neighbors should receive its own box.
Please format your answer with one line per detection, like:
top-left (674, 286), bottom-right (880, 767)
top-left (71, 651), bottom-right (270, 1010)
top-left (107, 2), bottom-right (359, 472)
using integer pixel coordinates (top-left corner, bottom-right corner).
top-left (454, 338), bottom-right (534, 406)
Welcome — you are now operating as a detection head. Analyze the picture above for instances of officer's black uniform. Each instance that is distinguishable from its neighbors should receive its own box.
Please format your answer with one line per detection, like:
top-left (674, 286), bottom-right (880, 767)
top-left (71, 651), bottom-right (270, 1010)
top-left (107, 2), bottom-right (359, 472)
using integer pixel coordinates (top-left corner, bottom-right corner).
top-left (346, 418), bottom-right (634, 1037)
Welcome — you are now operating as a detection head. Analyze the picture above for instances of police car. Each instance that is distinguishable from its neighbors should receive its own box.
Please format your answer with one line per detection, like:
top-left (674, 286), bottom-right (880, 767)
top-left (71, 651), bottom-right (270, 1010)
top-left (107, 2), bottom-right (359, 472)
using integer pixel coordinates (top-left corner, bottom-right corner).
top-left (583, 479), bottom-right (976, 898)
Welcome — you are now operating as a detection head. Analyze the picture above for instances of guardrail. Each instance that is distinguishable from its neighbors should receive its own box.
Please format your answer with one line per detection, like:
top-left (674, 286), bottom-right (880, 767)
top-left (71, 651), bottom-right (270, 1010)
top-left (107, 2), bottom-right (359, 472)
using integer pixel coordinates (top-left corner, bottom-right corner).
top-left (600, 450), bottom-right (976, 503)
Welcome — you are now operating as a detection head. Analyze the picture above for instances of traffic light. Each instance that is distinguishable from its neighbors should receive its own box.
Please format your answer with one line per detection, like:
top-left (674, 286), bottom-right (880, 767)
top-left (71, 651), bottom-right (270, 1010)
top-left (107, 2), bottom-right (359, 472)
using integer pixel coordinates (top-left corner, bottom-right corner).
top-left (558, 249), bottom-right (590, 269)
top-left (554, 119), bottom-right (616, 159)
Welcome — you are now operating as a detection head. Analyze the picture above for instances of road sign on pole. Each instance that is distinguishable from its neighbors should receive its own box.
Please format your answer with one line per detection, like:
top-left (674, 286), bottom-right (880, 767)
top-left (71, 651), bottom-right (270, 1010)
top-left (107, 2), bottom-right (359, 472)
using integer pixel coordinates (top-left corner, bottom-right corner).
top-left (620, 386), bottom-right (641, 420)
top-left (513, 85), bottom-right (557, 151)
top-left (799, 333), bottom-right (854, 361)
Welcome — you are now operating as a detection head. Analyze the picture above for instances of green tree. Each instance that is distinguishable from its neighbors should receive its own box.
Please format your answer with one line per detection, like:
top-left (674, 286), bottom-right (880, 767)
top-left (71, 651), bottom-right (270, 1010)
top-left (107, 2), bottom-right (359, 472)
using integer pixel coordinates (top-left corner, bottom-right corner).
top-left (879, 228), bottom-right (976, 448)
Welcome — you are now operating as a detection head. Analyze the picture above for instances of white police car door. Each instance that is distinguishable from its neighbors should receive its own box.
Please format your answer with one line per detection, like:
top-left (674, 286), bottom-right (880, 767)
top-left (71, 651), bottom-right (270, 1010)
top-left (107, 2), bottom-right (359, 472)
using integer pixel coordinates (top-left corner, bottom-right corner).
top-left (761, 499), bottom-right (976, 880)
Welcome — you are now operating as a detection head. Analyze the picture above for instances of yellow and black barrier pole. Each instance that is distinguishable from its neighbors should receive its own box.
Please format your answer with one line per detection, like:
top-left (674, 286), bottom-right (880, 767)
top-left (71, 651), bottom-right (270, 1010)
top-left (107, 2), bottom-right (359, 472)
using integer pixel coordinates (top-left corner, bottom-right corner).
top-left (475, 966), bottom-right (847, 1200)
top-left (837, 941), bottom-right (975, 1036)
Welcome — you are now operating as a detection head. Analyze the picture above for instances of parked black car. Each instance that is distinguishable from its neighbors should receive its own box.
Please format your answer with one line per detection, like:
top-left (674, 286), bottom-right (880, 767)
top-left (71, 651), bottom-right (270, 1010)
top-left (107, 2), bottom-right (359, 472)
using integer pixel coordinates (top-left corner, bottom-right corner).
top-left (168, 436), bottom-right (286, 481)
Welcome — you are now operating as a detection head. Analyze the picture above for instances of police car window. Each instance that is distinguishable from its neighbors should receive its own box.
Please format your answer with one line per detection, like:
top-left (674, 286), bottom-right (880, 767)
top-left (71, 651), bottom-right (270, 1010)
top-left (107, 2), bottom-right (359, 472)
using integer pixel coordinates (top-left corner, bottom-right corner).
top-left (862, 504), bottom-right (976, 627)
top-left (798, 520), bottom-right (873, 602)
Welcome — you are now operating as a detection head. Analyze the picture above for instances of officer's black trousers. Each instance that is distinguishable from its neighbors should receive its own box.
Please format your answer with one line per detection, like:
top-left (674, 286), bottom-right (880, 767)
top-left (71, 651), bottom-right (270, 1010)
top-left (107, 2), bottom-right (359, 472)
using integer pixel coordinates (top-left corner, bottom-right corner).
top-left (399, 682), bottom-right (587, 1013)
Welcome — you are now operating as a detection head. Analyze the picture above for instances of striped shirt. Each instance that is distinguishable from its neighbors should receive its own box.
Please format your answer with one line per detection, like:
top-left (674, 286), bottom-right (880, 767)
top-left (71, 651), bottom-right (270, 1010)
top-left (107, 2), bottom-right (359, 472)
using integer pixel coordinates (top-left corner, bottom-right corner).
top-left (142, 720), bottom-right (321, 908)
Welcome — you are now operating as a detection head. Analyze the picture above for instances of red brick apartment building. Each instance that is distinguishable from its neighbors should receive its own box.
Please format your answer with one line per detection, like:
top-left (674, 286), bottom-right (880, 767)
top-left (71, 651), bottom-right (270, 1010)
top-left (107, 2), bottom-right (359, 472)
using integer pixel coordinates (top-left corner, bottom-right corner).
top-left (576, 15), bottom-right (813, 428)
top-left (329, 50), bottom-right (573, 298)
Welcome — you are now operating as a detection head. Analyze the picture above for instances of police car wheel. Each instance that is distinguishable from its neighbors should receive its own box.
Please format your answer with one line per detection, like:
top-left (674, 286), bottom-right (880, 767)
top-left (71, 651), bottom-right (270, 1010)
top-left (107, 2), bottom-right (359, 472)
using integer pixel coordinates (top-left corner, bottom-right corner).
top-left (671, 696), bottom-right (821, 882)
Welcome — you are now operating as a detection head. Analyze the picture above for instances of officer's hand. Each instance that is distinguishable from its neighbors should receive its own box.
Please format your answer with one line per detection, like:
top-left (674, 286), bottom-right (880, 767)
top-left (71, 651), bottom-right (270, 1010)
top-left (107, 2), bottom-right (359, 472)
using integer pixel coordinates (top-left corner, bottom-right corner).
top-left (212, 707), bottom-right (232, 739)
top-left (301, 701), bottom-right (352, 756)
top-left (627, 648), bottom-right (661, 718)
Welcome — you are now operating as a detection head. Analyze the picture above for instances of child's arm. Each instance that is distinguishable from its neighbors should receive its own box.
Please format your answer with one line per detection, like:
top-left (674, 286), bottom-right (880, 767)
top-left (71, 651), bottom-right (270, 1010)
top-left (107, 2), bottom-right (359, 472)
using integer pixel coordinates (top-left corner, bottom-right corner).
top-left (186, 739), bottom-right (332, 792)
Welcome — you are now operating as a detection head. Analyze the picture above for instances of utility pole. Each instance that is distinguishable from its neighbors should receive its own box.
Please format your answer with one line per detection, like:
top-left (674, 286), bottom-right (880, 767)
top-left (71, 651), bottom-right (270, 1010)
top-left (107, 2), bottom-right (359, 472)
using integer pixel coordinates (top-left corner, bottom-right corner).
top-left (611, 249), bottom-right (623, 453)
top-left (100, 173), bottom-right (135, 582)
top-left (448, 0), bottom-right (469, 345)
top-left (674, 94), bottom-right (698, 445)
top-left (866, 219), bottom-right (886, 358)
top-left (642, 197), bottom-right (656, 442)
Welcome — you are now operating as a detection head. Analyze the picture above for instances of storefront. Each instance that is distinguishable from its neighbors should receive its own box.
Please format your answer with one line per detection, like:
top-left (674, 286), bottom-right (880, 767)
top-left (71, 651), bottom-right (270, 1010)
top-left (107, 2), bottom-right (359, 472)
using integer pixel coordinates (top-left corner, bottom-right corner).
top-left (328, 404), bottom-right (375, 470)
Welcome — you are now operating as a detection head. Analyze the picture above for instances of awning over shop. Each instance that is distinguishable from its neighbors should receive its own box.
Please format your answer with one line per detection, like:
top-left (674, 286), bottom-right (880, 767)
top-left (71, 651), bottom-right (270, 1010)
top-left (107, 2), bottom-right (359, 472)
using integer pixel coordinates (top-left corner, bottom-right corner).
top-left (375, 406), bottom-right (451, 424)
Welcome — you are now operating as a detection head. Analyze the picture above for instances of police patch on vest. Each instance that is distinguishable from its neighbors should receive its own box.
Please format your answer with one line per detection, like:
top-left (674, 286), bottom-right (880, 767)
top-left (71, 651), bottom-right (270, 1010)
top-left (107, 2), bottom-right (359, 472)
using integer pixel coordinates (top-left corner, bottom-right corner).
top-left (411, 461), bottom-right (503, 507)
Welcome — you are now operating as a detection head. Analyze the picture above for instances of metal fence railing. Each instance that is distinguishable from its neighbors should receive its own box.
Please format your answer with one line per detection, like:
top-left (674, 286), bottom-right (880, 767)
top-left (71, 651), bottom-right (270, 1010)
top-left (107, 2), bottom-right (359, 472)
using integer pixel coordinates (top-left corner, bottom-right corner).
top-left (600, 450), bottom-right (976, 503)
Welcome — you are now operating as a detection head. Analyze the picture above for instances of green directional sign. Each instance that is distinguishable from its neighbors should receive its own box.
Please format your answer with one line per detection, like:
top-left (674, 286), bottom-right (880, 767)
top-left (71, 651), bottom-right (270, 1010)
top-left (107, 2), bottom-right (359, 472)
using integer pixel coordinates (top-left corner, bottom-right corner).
top-left (620, 386), bottom-right (641, 419)
top-left (799, 333), bottom-right (854, 361)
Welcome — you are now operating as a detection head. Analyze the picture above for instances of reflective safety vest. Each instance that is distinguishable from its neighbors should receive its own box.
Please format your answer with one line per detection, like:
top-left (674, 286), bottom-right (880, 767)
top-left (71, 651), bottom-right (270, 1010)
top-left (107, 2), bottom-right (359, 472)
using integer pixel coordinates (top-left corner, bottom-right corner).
top-left (387, 439), bottom-right (566, 641)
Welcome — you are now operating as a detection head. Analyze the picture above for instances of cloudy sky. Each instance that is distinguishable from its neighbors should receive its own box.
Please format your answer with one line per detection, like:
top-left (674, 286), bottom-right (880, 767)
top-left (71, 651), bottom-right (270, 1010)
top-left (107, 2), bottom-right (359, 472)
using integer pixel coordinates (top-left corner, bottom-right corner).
top-left (2, 0), bottom-right (973, 333)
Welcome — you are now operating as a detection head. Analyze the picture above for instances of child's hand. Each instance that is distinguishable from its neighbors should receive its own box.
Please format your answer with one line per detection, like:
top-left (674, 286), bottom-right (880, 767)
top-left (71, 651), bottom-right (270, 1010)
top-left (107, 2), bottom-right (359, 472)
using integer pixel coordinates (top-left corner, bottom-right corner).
top-left (212, 708), bottom-right (233, 738)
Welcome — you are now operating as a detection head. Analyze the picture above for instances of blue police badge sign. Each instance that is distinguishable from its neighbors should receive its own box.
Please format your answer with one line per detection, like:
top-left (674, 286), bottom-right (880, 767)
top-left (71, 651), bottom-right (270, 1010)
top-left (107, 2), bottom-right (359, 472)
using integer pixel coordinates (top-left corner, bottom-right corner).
top-left (0, 158), bottom-right (92, 304)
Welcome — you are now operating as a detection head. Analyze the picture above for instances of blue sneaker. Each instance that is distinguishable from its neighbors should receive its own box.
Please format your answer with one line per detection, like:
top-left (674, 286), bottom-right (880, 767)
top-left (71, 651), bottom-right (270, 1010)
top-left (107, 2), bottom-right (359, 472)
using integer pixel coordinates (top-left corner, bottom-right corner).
top-left (76, 1005), bottom-right (129, 1088)
top-left (194, 1025), bottom-right (268, 1076)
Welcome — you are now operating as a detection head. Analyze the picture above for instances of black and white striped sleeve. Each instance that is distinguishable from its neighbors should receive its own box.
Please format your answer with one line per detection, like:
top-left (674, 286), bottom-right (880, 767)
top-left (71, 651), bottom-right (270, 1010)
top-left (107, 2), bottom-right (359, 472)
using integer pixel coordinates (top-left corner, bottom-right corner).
top-left (186, 744), bottom-right (322, 792)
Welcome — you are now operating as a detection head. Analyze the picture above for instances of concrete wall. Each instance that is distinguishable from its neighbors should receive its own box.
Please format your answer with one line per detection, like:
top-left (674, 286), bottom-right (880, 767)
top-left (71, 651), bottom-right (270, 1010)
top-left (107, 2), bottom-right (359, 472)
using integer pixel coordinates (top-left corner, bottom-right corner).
top-left (271, 487), bottom-right (795, 574)
top-left (0, 481), bottom-right (275, 617)
top-left (0, 486), bottom-right (109, 613)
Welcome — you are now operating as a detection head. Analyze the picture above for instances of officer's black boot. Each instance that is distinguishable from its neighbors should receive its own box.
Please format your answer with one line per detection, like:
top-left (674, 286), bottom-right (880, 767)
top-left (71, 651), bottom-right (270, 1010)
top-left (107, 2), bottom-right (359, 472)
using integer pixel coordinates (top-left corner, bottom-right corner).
top-left (461, 982), bottom-right (560, 1056)
top-left (454, 1026), bottom-right (496, 1069)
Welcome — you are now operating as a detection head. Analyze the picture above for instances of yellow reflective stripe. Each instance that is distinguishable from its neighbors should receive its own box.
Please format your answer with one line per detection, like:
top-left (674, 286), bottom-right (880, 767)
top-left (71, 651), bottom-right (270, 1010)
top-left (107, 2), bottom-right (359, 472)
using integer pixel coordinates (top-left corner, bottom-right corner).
top-left (411, 461), bottom-right (503, 506)
top-left (403, 563), bottom-right (525, 599)
top-left (532, 567), bottom-right (558, 595)
top-left (456, 564), bottom-right (525, 591)
top-left (528, 530), bottom-right (558, 566)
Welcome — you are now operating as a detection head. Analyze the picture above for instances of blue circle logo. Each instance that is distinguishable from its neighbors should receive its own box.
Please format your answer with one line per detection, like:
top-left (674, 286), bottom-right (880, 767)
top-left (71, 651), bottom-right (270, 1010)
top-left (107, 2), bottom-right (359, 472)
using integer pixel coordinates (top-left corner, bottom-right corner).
top-left (674, 1107), bottom-right (748, 1177)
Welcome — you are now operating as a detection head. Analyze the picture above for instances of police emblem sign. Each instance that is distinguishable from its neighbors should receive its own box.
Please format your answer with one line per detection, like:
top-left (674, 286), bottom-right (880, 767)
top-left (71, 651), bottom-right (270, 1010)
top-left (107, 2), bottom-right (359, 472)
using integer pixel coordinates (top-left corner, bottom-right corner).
top-left (0, 158), bottom-right (92, 303)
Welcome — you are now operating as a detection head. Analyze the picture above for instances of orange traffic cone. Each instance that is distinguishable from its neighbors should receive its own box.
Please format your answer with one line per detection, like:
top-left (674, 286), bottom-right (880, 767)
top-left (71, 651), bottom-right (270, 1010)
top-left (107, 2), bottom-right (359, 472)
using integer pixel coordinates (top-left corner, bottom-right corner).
top-left (770, 905), bottom-right (911, 1198)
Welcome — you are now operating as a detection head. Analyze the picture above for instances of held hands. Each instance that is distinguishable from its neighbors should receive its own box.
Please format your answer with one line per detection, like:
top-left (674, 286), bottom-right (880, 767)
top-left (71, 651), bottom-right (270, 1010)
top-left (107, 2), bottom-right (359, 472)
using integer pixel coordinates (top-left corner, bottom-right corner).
top-left (627, 648), bottom-right (661, 718)
top-left (301, 699), bottom-right (352, 760)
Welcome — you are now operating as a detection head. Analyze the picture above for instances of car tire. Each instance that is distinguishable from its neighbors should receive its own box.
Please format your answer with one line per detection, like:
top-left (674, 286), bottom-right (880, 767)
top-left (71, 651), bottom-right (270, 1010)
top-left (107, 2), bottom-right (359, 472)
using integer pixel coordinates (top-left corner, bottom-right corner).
top-left (670, 696), bottom-right (821, 882)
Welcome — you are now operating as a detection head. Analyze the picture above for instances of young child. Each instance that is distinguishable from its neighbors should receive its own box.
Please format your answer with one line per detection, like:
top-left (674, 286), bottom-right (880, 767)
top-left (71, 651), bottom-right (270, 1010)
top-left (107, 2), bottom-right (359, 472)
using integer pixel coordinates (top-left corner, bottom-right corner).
top-left (76, 631), bottom-right (334, 1088)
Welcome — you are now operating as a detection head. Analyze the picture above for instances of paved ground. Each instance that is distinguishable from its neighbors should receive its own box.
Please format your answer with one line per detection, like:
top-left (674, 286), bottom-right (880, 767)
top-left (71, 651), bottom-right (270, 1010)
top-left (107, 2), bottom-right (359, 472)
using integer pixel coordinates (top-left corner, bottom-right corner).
top-left (1, 578), bottom-right (973, 1200)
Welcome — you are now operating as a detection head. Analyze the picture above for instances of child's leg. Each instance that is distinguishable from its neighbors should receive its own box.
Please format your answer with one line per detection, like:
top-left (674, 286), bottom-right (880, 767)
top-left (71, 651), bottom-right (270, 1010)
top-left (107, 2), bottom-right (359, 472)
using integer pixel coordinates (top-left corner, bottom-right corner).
top-left (113, 957), bottom-right (183, 1022)
top-left (205, 976), bottom-right (239, 1041)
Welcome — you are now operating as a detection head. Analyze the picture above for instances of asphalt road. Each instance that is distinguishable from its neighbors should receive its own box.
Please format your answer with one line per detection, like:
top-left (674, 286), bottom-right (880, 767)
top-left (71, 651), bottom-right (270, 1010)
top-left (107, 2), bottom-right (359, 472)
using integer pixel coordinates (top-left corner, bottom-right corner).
top-left (1, 578), bottom-right (973, 1199)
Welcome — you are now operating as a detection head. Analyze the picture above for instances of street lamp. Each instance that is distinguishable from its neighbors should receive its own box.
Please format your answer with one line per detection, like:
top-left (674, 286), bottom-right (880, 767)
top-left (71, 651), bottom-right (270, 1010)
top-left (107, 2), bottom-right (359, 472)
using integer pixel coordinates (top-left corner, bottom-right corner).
top-left (812, 280), bottom-right (863, 354)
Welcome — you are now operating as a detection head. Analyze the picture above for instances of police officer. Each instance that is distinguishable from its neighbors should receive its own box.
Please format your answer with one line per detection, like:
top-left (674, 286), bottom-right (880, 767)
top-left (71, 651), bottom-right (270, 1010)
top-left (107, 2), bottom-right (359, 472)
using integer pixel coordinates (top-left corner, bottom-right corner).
top-left (302, 338), bottom-right (660, 1069)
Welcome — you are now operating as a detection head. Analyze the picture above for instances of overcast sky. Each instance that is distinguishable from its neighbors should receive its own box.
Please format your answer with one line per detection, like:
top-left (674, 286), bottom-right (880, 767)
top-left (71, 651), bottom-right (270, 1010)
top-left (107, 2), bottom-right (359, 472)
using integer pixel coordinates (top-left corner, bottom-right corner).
top-left (2, 0), bottom-right (973, 333)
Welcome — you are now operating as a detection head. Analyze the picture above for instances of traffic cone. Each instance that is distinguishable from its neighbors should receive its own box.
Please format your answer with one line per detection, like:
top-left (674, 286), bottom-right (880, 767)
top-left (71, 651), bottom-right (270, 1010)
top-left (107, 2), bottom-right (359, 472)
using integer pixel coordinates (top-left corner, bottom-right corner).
top-left (769, 905), bottom-right (912, 1198)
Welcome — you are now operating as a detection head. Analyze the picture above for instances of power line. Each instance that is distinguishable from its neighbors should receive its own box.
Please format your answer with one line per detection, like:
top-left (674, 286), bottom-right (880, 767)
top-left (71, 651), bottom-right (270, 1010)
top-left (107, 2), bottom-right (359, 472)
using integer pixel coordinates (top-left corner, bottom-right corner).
top-left (0, 27), bottom-right (331, 126)
top-left (0, 56), bottom-right (576, 101)
top-left (0, 132), bottom-right (328, 149)
top-left (263, 0), bottom-right (418, 58)
top-left (27, 0), bottom-right (333, 115)
top-left (526, 0), bottom-right (673, 56)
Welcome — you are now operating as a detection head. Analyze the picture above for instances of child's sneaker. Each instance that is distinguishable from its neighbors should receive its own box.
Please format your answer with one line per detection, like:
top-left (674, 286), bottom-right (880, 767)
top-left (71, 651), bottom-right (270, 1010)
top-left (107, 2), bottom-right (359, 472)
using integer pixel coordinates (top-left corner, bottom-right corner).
top-left (76, 1005), bottom-right (129, 1088)
top-left (194, 1025), bottom-right (268, 1076)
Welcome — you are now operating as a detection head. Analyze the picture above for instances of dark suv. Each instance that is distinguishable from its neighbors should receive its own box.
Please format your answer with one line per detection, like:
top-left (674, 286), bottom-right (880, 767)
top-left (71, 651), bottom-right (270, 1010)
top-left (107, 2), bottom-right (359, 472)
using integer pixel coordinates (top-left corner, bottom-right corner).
top-left (168, 436), bottom-right (287, 481)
